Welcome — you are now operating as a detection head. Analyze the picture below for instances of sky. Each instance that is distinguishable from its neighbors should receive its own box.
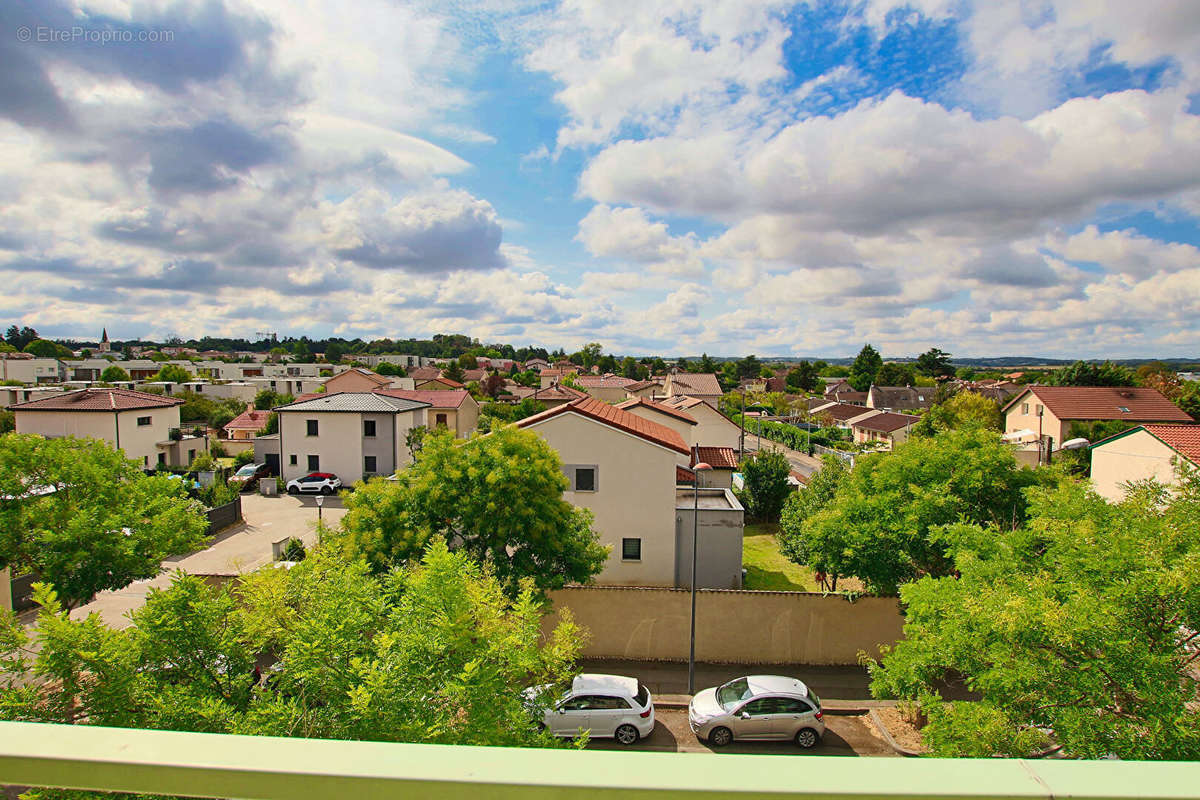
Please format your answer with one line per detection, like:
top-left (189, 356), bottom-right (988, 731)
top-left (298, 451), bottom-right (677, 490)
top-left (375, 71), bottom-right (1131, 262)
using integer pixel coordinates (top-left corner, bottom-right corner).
top-left (2, 0), bottom-right (1200, 359)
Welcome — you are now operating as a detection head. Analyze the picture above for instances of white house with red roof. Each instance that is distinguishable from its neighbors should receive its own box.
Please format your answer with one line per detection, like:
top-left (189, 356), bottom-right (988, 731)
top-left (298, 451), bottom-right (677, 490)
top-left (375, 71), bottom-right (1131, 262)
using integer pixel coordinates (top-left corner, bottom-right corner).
top-left (1089, 424), bottom-right (1200, 502)
top-left (517, 396), bottom-right (743, 588)
top-left (8, 387), bottom-right (203, 469)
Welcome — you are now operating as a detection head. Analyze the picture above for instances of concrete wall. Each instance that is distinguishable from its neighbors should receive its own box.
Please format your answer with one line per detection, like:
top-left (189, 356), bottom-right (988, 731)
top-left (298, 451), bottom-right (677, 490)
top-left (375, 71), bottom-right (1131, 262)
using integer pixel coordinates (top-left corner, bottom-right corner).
top-left (361, 412), bottom-right (396, 477)
top-left (544, 586), bottom-right (905, 665)
top-left (1090, 429), bottom-right (1185, 502)
top-left (581, 385), bottom-right (631, 404)
top-left (688, 403), bottom-right (743, 451)
top-left (623, 406), bottom-right (696, 448)
top-left (323, 371), bottom-right (386, 393)
top-left (523, 411), bottom-right (679, 586)
top-left (455, 394), bottom-right (480, 438)
top-left (674, 489), bottom-right (744, 589)
top-left (279, 411), bottom-right (362, 483)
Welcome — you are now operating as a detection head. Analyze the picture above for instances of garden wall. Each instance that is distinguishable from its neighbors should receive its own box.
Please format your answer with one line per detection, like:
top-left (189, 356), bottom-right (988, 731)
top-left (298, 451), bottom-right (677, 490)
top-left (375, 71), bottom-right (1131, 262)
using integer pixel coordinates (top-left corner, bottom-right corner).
top-left (545, 585), bottom-right (904, 665)
top-left (205, 496), bottom-right (242, 537)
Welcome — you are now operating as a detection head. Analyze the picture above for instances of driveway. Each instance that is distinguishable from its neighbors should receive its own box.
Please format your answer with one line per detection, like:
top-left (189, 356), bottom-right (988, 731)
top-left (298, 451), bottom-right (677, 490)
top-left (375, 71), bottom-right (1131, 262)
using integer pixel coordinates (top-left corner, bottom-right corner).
top-left (58, 493), bottom-right (347, 628)
top-left (585, 709), bottom-right (894, 756)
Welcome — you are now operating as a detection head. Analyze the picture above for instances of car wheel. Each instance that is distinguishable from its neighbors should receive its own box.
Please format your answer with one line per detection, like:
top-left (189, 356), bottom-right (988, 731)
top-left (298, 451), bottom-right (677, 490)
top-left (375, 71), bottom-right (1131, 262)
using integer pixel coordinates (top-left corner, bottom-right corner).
top-left (614, 724), bottom-right (639, 745)
top-left (320, 485), bottom-right (333, 495)
top-left (287, 485), bottom-right (298, 495)
top-left (708, 726), bottom-right (733, 747)
top-left (794, 728), bottom-right (820, 749)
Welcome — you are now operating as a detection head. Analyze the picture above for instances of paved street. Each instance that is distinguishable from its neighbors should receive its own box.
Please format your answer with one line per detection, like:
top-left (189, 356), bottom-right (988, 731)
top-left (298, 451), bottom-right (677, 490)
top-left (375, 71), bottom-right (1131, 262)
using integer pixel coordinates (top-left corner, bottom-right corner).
top-left (741, 431), bottom-right (823, 480)
top-left (580, 659), bottom-right (875, 701)
top-left (586, 709), bottom-right (894, 756)
top-left (53, 493), bottom-right (347, 628)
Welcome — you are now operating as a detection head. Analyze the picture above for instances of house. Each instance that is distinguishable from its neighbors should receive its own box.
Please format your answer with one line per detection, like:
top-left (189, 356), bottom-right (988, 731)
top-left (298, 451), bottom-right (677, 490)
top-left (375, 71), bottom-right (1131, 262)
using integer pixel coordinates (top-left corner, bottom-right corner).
top-left (1, 354), bottom-right (66, 384)
top-left (539, 366), bottom-right (580, 388)
top-left (690, 446), bottom-right (739, 489)
top-left (414, 376), bottom-right (465, 391)
top-left (616, 398), bottom-right (698, 446)
top-left (223, 406), bottom-right (272, 441)
top-left (573, 375), bottom-right (638, 404)
top-left (826, 390), bottom-right (868, 405)
top-left (516, 397), bottom-right (743, 588)
top-left (374, 388), bottom-right (480, 438)
top-left (1089, 424), bottom-right (1200, 502)
top-left (810, 402), bottom-right (880, 429)
top-left (661, 395), bottom-right (744, 450)
top-left (823, 378), bottom-right (853, 396)
top-left (407, 366), bottom-right (442, 381)
top-left (322, 367), bottom-right (402, 394)
top-left (523, 358), bottom-right (551, 371)
top-left (623, 379), bottom-right (660, 400)
top-left (528, 384), bottom-right (588, 409)
top-left (851, 412), bottom-right (918, 450)
top-left (8, 387), bottom-right (203, 469)
top-left (662, 373), bottom-right (723, 407)
top-left (270, 392), bottom-right (430, 484)
top-left (866, 385), bottom-right (933, 412)
top-left (354, 354), bottom-right (430, 369)
top-left (1002, 386), bottom-right (1192, 453)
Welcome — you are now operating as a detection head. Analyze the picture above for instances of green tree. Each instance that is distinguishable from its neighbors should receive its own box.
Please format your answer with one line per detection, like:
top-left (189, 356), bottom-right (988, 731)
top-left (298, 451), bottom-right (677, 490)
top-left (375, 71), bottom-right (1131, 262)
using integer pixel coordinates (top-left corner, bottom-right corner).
top-left (1178, 380), bottom-right (1200, 420)
top-left (779, 455), bottom-right (850, 589)
top-left (820, 364), bottom-right (850, 377)
top-left (575, 343), bottom-right (603, 370)
top-left (735, 354), bottom-right (762, 381)
top-left (738, 447), bottom-right (792, 522)
top-left (23, 339), bottom-right (72, 359)
top-left (874, 362), bottom-right (916, 386)
top-left (786, 361), bottom-right (821, 393)
top-left (100, 364), bottom-right (130, 382)
top-left (1051, 360), bottom-right (1134, 387)
top-left (698, 353), bottom-right (716, 373)
top-left (0, 542), bottom-right (584, 749)
top-left (258, 412), bottom-right (278, 435)
top-left (5, 325), bottom-right (38, 350)
top-left (0, 435), bottom-right (208, 608)
top-left (848, 344), bottom-right (882, 391)
top-left (915, 348), bottom-right (954, 378)
top-left (918, 392), bottom-right (1003, 434)
top-left (597, 354), bottom-right (618, 373)
top-left (442, 361), bottom-right (465, 383)
top-left (254, 389), bottom-right (292, 410)
top-left (620, 356), bottom-right (639, 379)
top-left (867, 478), bottom-right (1200, 759)
top-left (791, 428), bottom-right (1042, 594)
top-left (0, 409), bottom-right (12, 434)
top-left (323, 342), bottom-right (345, 364)
top-left (376, 361), bottom-right (406, 376)
top-left (458, 353), bottom-right (479, 369)
top-left (153, 363), bottom-right (192, 384)
top-left (342, 427), bottom-right (607, 596)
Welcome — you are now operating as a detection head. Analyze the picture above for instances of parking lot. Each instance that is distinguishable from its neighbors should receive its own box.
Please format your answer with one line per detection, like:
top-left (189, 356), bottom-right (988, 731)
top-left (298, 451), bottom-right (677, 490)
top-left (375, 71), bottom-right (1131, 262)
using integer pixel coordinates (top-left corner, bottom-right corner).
top-left (586, 709), bottom-right (894, 756)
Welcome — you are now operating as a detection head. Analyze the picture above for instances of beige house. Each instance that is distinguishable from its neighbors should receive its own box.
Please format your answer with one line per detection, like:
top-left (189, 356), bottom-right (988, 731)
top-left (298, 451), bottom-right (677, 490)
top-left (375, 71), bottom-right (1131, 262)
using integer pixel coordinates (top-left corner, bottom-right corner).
top-left (615, 398), bottom-right (698, 446)
top-left (662, 373), bottom-right (723, 407)
top-left (1089, 424), bottom-right (1200, 502)
top-left (661, 395), bottom-right (744, 451)
top-left (516, 397), bottom-right (697, 587)
top-left (1003, 386), bottom-right (1192, 454)
top-left (851, 411), bottom-right (917, 450)
top-left (0, 355), bottom-right (66, 384)
top-left (375, 388), bottom-right (479, 438)
top-left (223, 407), bottom-right (273, 440)
top-left (320, 368), bottom-right (391, 393)
top-left (9, 387), bottom-right (200, 469)
top-left (573, 375), bottom-right (638, 404)
top-left (623, 379), bottom-right (660, 400)
top-left (273, 392), bottom-right (430, 484)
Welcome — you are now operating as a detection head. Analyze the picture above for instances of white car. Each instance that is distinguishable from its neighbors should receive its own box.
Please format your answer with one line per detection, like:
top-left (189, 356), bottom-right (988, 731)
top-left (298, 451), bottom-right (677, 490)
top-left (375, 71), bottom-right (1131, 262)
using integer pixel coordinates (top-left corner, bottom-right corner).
top-left (525, 674), bottom-right (655, 745)
top-left (285, 472), bottom-right (342, 495)
top-left (688, 675), bottom-right (825, 748)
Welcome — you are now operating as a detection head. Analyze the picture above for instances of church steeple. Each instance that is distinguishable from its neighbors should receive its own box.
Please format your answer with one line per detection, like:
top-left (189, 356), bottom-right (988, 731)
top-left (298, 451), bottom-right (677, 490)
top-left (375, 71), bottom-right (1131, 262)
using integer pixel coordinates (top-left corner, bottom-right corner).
top-left (99, 328), bottom-right (111, 353)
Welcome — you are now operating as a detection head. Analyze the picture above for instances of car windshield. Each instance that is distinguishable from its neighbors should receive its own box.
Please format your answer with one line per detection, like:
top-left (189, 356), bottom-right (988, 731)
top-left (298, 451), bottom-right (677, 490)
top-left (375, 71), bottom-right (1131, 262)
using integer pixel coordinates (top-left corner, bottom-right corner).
top-left (235, 465), bottom-right (258, 476)
top-left (716, 678), bottom-right (752, 711)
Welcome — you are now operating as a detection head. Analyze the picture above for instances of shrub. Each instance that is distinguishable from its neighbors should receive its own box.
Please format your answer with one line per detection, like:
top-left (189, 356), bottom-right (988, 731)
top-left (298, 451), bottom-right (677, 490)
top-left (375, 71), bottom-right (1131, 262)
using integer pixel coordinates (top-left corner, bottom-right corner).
top-left (280, 538), bottom-right (307, 562)
top-left (233, 450), bottom-right (256, 468)
top-left (209, 441), bottom-right (228, 458)
top-left (189, 451), bottom-right (216, 472)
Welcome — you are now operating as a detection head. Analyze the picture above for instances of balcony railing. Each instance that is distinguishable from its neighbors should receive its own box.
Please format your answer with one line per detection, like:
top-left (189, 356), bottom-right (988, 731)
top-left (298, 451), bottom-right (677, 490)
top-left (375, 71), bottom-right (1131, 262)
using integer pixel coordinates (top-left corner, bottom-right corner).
top-left (0, 721), bottom-right (1196, 800)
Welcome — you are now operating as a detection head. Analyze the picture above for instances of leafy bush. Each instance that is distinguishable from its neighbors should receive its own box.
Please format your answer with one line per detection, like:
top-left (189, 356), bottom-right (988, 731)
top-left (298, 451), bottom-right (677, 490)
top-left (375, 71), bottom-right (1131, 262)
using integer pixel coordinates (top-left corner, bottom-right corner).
top-left (233, 449), bottom-right (256, 468)
top-left (734, 413), bottom-right (847, 453)
top-left (189, 451), bottom-right (216, 472)
top-left (738, 447), bottom-right (792, 522)
top-left (280, 537), bottom-right (307, 562)
top-left (209, 441), bottom-right (228, 458)
top-left (198, 480), bottom-right (238, 508)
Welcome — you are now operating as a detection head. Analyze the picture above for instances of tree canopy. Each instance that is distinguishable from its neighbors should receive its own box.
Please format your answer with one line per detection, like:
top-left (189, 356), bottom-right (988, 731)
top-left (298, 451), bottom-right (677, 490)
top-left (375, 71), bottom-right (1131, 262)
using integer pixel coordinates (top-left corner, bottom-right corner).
top-left (100, 364), bottom-right (130, 382)
top-left (915, 348), bottom-right (954, 378)
top-left (914, 391), bottom-right (1003, 435)
top-left (23, 339), bottom-right (72, 359)
top-left (786, 361), bottom-right (821, 393)
top-left (848, 344), bottom-right (882, 391)
top-left (152, 363), bottom-right (192, 384)
top-left (0, 435), bottom-right (209, 608)
top-left (1050, 360), bottom-right (1135, 387)
top-left (867, 477), bottom-right (1200, 759)
top-left (779, 428), bottom-right (1043, 594)
top-left (738, 447), bottom-right (792, 522)
top-left (341, 427), bottom-right (607, 596)
top-left (0, 541), bottom-right (584, 749)
top-left (875, 362), bottom-right (916, 387)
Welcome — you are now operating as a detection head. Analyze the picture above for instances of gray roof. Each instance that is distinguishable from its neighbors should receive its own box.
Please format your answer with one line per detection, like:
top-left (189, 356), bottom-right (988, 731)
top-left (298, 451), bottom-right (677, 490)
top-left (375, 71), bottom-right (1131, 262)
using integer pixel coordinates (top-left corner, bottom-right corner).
top-left (274, 392), bottom-right (429, 414)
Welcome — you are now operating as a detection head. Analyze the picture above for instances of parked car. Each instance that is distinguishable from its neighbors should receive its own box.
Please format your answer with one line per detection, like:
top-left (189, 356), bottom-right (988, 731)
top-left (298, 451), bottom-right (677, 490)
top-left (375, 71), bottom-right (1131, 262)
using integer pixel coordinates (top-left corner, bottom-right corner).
top-left (688, 675), bottom-right (824, 748)
top-left (285, 472), bottom-right (342, 495)
top-left (524, 674), bottom-right (655, 745)
top-left (228, 462), bottom-right (272, 492)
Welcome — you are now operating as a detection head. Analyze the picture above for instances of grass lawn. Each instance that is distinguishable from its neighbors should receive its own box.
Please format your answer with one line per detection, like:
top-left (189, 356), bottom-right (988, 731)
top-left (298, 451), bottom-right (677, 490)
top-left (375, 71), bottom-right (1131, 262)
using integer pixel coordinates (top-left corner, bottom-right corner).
top-left (741, 522), bottom-right (821, 591)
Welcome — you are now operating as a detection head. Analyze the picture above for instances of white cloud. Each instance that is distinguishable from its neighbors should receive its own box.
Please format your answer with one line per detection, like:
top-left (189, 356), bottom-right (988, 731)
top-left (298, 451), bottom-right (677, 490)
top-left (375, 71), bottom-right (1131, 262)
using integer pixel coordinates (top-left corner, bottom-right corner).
top-left (576, 205), bottom-right (703, 275)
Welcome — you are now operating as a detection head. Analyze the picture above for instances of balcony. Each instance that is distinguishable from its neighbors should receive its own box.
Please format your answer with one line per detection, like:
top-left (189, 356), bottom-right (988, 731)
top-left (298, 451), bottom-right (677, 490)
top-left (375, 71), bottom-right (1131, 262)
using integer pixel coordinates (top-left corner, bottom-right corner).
top-left (0, 720), bottom-right (1194, 799)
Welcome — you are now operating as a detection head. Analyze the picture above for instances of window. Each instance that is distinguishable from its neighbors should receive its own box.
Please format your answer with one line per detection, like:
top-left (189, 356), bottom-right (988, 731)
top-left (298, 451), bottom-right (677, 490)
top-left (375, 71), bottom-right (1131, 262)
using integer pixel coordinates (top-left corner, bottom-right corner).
top-left (306, 419), bottom-right (319, 436)
top-left (740, 698), bottom-right (778, 716)
top-left (137, 415), bottom-right (151, 426)
top-left (307, 455), bottom-right (320, 472)
top-left (574, 467), bottom-right (596, 492)
top-left (289, 455), bottom-right (297, 466)
top-left (1035, 404), bottom-right (1043, 415)
top-left (363, 420), bottom-right (376, 437)
top-left (561, 695), bottom-right (596, 711)
top-left (1021, 403), bottom-right (1029, 415)
top-left (590, 696), bottom-right (633, 710)
top-left (1117, 406), bottom-right (1131, 413)
top-left (621, 538), bottom-right (641, 561)
top-left (364, 455), bottom-right (377, 473)
top-left (157, 453), bottom-right (166, 465)
top-left (775, 698), bottom-right (813, 714)
top-left (435, 413), bottom-right (448, 427)
top-left (188, 449), bottom-right (196, 462)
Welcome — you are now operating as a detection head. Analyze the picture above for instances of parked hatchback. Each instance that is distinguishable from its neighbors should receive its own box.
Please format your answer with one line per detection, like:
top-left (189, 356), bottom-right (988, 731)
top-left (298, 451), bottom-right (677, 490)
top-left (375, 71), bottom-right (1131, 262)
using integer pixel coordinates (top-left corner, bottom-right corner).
top-left (688, 675), bottom-right (824, 748)
top-left (285, 472), bottom-right (342, 495)
top-left (228, 462), bottom-right (272, 492)
top-left (525, 674), bottom-right (655, 745)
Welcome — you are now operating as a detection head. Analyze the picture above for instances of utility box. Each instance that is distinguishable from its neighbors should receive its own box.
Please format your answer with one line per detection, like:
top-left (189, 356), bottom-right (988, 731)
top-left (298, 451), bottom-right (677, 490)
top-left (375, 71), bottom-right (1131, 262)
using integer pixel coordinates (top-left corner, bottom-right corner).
top-left (259, 477), bottom-right (278, 496)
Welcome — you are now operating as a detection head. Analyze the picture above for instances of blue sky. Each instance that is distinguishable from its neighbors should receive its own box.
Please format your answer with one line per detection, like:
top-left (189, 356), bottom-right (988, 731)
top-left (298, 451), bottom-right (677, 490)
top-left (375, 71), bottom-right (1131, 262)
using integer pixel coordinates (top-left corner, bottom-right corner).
top-left (1, 0), bottom-right (1199, 358)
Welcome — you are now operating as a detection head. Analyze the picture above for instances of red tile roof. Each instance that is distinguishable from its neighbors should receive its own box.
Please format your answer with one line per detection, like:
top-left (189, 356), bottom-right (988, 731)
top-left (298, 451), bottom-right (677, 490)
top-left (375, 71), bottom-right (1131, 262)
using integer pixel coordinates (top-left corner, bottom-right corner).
top-left (1004, 386), bottom-right (1192, 422)
top-left (676, 464), bottom-right (696, 484)
top-left (575, 374), bottom-right (637, 388)
top-left (517, 396), bottom-right (691, 455)
top-left (8, 387), bottom-right (181, 411)
top-left (668, 373), bottom-right (722, 396)
top-left (615, 398), bottom-right (697, 425)
top-left (225, 408), bottom-right (272, 430)
top-left (816, 403), bottom-right (878, 422)
top-left (375, 388), bottom-right (472, 409)
top-left (692, 446), bottom-right (739, 469)
top-left (416, 377), bottom-right (465, 389)
top-left (407, 366), bottom-right (441, 380)
top-left (533, 384), bottom-right (588, 402)
top-left (852, 411), bottom-right (919, 433)
top-left (1141, 424), bottom-right (1200, 465)
top-left (625, 379), bottom-right (659, 391)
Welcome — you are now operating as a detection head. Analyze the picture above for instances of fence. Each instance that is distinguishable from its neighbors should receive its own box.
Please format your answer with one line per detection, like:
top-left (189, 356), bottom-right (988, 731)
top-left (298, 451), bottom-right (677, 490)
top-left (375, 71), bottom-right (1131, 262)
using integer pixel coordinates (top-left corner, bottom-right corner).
top-left (205, 496), bottom-right (242, 537)
top-left (734, 414), bottom-right (849, 453)
top-left (544, 585), bottom-right (904, 665)
top-left (10, 572), bottom-right (39, 612)
top-left (813, 444), bottom-right (855, 467)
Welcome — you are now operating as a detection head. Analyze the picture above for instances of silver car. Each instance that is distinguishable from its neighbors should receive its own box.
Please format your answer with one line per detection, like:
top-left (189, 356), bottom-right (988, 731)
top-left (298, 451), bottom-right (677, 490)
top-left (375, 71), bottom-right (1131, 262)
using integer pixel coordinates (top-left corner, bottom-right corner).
top-left (524, 674), bottom-right (655, 745)
top-left (688, 675), bottom-right (825, 748)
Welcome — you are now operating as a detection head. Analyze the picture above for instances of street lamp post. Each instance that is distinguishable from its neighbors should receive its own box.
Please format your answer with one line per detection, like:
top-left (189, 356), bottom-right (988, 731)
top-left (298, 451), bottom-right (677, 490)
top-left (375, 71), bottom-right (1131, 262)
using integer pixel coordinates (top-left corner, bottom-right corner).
top-left (688, 461), bottom-right (713, 697)
top-left (314, 495), bottom-right (324, 542)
